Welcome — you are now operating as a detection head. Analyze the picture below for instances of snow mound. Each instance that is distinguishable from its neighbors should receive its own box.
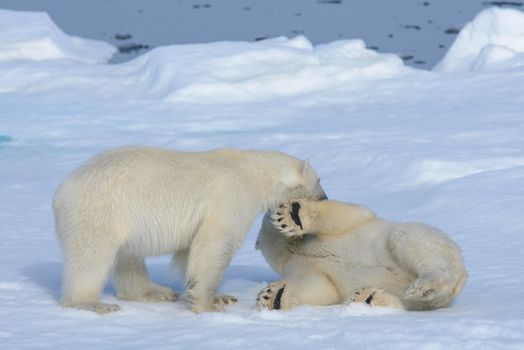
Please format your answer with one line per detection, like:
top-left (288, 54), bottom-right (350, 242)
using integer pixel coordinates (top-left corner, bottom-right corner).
top-left (0, 9), bottom-right (406, 101)
top-left (0, 9), bottom-right (116, 64)
top-left (126, 36), bottom-right (406, 103)
top-left (434, 7), bottom-right (524, 72)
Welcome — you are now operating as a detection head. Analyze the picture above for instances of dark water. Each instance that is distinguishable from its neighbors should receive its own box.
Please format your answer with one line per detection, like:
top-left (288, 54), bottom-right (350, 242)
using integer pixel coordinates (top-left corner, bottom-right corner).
top-left (0, 0), bottom-right (521, 68)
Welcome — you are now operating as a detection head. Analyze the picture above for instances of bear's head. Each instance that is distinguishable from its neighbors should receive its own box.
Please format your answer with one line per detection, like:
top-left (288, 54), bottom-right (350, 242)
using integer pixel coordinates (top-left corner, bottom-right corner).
top-left (281, 159), bottom-right (327, 202)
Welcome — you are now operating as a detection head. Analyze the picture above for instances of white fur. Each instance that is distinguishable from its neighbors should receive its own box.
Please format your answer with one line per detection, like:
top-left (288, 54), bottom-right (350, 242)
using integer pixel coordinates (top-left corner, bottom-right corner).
top-left (256, 200), bottom-right (468, 311)
top-left (53, 147), bottom-right (326, 313)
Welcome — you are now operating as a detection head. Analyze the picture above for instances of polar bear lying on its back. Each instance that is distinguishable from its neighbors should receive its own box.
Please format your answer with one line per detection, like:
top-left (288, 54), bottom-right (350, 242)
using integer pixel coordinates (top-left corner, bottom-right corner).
top-left (255, 199), bottom-right (467, 311)
top-left (53, 147), bottom-right (327, 314)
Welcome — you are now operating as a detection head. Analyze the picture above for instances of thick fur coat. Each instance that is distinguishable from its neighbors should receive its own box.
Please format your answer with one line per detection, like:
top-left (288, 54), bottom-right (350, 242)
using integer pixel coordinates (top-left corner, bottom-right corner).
top-left (255, 199), bottom-right (467, 311)
top-left (53, 147), bottom-right (326, 313)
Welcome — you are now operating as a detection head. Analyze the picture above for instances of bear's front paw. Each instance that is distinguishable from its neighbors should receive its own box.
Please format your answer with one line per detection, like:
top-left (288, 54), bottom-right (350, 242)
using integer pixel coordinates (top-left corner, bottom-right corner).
top-left (270, 200), bottom-right (316, 237)
top-left (214, 294), bottom-right (238, 306)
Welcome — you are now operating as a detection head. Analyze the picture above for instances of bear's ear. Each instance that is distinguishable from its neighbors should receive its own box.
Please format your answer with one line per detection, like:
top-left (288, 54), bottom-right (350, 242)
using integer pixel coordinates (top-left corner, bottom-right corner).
top-left (300, 159), bottom-right (310, 175)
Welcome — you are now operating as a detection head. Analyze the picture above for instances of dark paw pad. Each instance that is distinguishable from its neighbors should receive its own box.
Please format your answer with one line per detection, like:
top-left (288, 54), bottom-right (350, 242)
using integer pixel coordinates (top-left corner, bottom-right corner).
top-left (272, 285), bottom-right (286, 310)
top-left (290, 202), bottom-right (303, 229)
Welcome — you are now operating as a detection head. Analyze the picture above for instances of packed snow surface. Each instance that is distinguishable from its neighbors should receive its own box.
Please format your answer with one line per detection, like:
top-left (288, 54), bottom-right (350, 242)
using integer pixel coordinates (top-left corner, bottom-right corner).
top-left (1, 7), bottom-right (524, 350)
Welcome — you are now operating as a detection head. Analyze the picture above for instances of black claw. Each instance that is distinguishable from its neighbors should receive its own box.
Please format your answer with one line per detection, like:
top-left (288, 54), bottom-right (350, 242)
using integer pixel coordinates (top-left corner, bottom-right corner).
top-left (281, 224), bottom-right (287, 229)
top-left (263, 296), bottom-right (270, 300)
top-left (277, 218), bottom-right (283, 222)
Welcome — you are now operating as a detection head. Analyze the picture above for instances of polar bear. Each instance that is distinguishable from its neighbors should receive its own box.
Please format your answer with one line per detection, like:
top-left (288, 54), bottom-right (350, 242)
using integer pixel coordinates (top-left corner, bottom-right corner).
top-left (53, 147), bottom-right (326, 314)
top-left (255, 199), bottom-right (467, 311)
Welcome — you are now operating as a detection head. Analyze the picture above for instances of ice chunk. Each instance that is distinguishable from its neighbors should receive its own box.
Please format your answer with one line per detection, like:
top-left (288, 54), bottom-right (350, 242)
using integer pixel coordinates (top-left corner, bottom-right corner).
top-left (434, 7), bottom-right (524, 72)
top-left (0, 9), bottom-right (116, 64)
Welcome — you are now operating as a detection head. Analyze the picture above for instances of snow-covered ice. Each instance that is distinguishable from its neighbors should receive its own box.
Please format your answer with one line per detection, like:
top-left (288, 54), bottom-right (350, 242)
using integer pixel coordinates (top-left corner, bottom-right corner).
top-left (434, 7), bottom-right (524, 72)
top-left (0, 9), bottom-right (115, 64)
top-left (1, 7), bottom-right (524, 350)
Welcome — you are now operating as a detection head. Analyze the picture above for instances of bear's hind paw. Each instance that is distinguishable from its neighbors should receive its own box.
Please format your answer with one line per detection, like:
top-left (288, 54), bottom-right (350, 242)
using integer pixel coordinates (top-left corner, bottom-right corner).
top-left (403, 274), bottom-right (451, 302)
top-left (256, 281), bottom-right (292, 311)
top-left (214, 294), bottom-right (238, 305)
top-left (347, 287), bottom-right (404, 309)
top-left (64, 302), bottom-right (121, 314)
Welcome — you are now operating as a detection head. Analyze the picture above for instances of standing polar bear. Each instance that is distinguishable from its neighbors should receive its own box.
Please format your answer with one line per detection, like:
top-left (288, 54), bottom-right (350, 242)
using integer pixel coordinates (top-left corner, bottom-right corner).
top-left (255, 199), bottom-right (467, 311)
top-left (53, 147), bottom-right (326, 314)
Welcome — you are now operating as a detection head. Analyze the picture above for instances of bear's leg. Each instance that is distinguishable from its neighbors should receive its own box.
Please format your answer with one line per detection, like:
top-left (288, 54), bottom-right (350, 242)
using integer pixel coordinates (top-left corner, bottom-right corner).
top-left (256, 273), bottom-right (340, 311)
top-left (347, 287), bottom-right (405, 309)
top-left (184, 221), bottom-right (243, 313)
top-left (113, 254), bottom-right (177, 302)
top-left (173, 249), bottom-right (189, 280)
top-left (388, 225), bottom-right (467, 310)
top-left (60, 245), bottom-right (120, 314)
top-left (271, 200), bottom-right (375, 237)
top-left (174, 249), bottom-right (237, 307)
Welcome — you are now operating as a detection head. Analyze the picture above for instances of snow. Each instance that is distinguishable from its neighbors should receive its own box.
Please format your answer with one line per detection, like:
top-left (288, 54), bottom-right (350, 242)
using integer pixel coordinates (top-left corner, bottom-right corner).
top-left (132, 37), bottom-right (406, 103)
top-left (0, 0), bottom-right (501, 69)
top-left (1, 6), bottom-right (524, 350)
top-left (0, 9), bottom-right (115, 63)
top-left (434, 7), bottom-right (524, 72)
